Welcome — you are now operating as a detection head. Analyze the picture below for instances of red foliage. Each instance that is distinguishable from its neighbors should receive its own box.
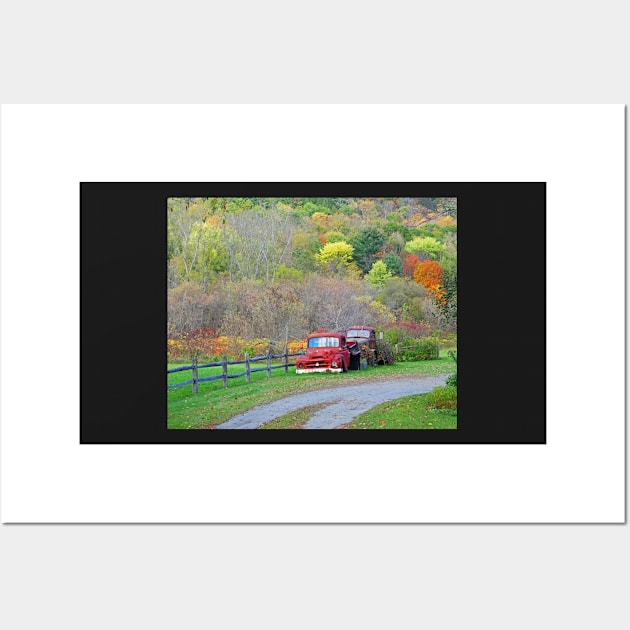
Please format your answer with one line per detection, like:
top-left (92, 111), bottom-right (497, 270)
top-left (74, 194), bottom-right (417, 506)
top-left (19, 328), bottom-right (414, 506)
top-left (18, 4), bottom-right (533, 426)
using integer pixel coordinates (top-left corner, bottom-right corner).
top-left (413, 260), bottom-right (446, 304)
top-left (403, 253), bottom-right (420, 277)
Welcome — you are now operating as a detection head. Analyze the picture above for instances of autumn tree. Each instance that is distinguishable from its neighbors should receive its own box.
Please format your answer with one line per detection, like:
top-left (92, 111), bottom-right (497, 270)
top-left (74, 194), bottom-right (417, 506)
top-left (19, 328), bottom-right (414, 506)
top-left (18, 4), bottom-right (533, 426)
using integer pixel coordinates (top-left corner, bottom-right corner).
top-left (402, 253), bottom-right (421, 278)
top-left (316, 241), bottom-right (354, 275)
top-left (413, 260), bottom-right (446, 305)
top-left (405, 236), bottom-right (446, 261)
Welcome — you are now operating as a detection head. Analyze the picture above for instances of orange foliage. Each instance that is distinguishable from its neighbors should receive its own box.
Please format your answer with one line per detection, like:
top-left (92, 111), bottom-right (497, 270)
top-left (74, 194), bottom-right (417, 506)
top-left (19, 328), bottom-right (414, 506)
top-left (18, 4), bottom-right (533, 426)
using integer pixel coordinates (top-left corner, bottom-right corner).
top-left (205, 215), bottom-right (223, 228)
top-left (413, 260), bottom-right (446, 305)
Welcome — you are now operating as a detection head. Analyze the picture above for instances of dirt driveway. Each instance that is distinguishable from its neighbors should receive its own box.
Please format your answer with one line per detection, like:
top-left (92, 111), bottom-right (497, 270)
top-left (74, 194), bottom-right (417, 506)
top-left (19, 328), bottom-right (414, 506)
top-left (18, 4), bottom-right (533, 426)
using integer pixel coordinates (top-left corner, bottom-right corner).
top-left (215, 374), bottom-right (448, 429)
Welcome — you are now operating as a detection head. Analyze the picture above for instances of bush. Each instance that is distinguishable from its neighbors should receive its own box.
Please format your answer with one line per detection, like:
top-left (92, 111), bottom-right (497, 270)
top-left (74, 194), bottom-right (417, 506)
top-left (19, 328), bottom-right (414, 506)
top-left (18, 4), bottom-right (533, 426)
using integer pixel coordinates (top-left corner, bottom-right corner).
top-left (445, 372), bottom-right (457, 387)
top-left (396, 337), bottom-right (439, 361)
top-left (384, 320), bottom-right (432, 344)
top-left (425, 385), bottom-right (457, 410)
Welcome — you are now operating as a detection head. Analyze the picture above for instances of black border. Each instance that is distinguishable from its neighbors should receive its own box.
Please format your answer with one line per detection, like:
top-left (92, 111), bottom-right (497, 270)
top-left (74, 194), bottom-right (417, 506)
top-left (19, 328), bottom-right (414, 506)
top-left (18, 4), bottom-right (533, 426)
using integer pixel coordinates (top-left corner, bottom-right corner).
top-left (80, 182), bottom-right (546, 444)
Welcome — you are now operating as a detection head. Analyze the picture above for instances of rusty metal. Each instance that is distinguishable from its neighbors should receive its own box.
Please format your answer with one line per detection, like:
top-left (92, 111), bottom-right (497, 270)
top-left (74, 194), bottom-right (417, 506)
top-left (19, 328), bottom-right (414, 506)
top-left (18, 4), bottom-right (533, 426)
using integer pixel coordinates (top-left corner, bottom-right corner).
top-left (345, 326), bottom-right (395, 366)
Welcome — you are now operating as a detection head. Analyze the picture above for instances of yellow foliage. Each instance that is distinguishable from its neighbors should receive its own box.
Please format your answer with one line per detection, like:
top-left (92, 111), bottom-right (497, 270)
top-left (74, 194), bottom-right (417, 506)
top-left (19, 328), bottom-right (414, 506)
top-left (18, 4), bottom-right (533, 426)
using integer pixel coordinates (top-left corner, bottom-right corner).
top-left (287, 340), bottom-right (305, 354)
top-left (311, 212), bottom-right (330, 228)
top-left (407, 213), bottom-right (427, 227)
top-left (437, 216), bottom-right (457, 228)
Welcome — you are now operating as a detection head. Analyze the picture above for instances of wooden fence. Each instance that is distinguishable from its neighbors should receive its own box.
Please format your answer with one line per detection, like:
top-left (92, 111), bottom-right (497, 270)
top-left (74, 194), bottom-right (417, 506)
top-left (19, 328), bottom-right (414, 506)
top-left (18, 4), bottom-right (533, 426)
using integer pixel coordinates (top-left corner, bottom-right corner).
top-left (167, 349), bottom-right (304, 393)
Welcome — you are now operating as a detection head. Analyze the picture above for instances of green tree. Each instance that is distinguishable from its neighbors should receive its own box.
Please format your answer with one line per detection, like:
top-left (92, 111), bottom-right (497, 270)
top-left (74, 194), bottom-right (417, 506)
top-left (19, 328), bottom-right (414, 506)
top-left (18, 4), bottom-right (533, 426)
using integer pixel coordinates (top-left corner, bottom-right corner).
top-left (351, 225), bottom-right (386, 273)
top-left (382, 253), bottom-right (402, 276)
top-left (441, 265), bottom-right (457, 321)
top-left (366, 260), bottom-right (393, 287)
top-left (324, 231), bottom-right (346, 244)
top-left (291, 229), bottom-right (321, 272)
top-left (405, 236), bottom-right (446, 260)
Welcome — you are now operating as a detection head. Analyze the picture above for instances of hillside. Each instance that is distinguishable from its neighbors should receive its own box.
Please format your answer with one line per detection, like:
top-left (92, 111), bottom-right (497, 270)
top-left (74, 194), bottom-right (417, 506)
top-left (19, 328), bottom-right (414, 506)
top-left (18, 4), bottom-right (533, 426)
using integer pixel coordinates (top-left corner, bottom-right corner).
top-left (167, 197), bottom-right (457, 360)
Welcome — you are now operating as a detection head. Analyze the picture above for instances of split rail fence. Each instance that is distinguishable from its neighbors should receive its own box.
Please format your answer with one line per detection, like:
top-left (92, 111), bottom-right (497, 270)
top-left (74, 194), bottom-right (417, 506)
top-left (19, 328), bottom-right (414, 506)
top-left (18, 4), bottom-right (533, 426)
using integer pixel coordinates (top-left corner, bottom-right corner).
top-left (167, 349), bottom-right (304, 393)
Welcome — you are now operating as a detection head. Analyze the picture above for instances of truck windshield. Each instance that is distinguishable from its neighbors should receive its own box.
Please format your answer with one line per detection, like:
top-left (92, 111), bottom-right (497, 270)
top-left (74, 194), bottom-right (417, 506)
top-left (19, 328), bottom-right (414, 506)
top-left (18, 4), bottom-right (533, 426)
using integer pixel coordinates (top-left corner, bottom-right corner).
top-left (308, 337), bottom-right (340, 348)
top-left (347, 329), bottom-right (370, 338)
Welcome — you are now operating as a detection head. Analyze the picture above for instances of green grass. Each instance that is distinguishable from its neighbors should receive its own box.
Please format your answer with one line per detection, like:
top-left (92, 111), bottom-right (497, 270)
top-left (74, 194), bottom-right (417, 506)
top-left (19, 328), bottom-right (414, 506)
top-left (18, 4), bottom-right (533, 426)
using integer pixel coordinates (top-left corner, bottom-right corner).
top-left (347, 391), bottom-right (457, 430)
top-left (167, 350), bottom-right (456, 429)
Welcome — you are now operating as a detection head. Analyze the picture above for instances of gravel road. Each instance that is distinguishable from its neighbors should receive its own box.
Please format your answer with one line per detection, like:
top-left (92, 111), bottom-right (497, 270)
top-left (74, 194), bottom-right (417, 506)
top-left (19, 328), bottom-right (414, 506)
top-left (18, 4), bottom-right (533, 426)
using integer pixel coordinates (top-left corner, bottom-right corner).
top-left (214, 374), bottom-right (448, 429)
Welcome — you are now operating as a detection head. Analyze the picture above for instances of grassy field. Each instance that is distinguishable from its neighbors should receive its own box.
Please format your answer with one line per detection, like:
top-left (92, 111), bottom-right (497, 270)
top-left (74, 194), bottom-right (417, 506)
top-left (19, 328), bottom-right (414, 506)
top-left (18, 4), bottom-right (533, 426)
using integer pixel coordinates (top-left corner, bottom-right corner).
top-left (347, 391), bottom-right (457, 429)
top-left (167, 349), bottom-right (456, 429)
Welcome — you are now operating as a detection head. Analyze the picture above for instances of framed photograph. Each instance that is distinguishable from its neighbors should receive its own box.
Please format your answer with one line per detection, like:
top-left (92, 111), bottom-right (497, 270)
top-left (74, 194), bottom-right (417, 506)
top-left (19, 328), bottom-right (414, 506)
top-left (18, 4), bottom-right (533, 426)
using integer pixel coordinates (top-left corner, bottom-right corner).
top-left (81, 181), bottom-right (545, 445)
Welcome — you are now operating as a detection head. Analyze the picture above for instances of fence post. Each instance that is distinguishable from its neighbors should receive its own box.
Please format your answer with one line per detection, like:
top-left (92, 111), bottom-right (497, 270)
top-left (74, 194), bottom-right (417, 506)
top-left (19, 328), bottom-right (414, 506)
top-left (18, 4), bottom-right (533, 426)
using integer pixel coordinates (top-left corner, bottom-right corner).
top-left (395, 343), bottom-right (399, 356)
top-left (266, 350), bottom-right (271, 377)
top-left (245, 353), bottom-right (251, 383)
top-left (284, 347), bottom-right (288, 373)
top-left (222, 354), bottom-right (228, 387)
top-left (192, 356), bottom-right (198, 394)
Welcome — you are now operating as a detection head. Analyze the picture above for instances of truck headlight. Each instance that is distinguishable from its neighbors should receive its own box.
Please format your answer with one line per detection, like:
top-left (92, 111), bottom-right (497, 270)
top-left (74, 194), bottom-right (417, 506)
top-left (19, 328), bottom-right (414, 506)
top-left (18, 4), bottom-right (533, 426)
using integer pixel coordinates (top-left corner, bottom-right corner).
top-left (331, 361), bottom-right (338, 367)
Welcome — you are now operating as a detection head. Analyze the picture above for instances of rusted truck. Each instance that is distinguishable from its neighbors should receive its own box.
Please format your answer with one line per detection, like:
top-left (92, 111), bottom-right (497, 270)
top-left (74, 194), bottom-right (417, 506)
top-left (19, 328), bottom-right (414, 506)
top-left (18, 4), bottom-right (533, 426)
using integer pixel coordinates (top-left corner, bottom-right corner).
top-left (345, 325), bottom-right (394, 366)
top-left (295, 331), bottom-right (361, 374)
top-left (295, 326), bottom-right (393, 374)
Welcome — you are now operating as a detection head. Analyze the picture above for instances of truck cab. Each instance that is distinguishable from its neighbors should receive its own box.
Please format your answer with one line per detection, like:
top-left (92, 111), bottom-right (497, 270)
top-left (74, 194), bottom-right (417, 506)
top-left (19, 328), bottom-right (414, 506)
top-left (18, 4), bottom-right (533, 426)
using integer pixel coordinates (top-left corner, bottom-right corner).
top-left (346, 326), bottom-right (378, 366)
top-left (295, 332), bottom-right (352, 374)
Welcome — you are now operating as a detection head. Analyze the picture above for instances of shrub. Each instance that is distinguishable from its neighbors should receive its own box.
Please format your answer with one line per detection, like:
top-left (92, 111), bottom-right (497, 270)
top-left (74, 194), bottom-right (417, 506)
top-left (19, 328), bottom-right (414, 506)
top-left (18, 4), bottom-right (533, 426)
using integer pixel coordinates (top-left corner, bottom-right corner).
top-left (425, 385), bottom-right (457, 410)
top-left (383, 327), bottom-right (408, 347)
top-left (385, 320), bottom-right (433, 339)
top-left (275, 265), bottom-right (303, 282)
top-left (396, 337), bottom-right (439, 361)
top-left (446, 372), bottom-right (457, 387)
top-left (169, 327), bottom-right (218, 360)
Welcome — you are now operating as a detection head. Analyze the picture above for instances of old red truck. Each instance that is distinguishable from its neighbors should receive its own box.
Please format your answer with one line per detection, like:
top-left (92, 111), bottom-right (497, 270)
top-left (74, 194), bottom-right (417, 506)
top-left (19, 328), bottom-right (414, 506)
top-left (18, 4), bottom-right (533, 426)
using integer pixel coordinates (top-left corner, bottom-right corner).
top-left (295, 332), bottom-right (360, 374)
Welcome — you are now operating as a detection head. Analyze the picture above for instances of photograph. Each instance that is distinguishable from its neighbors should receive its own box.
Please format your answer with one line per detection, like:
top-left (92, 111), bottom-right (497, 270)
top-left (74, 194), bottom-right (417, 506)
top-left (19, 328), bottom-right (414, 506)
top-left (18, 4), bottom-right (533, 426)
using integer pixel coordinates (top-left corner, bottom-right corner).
top-left (80, 180), bottom-right (545, 445)
top-left (166, 196), bottom-right (458, 431)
